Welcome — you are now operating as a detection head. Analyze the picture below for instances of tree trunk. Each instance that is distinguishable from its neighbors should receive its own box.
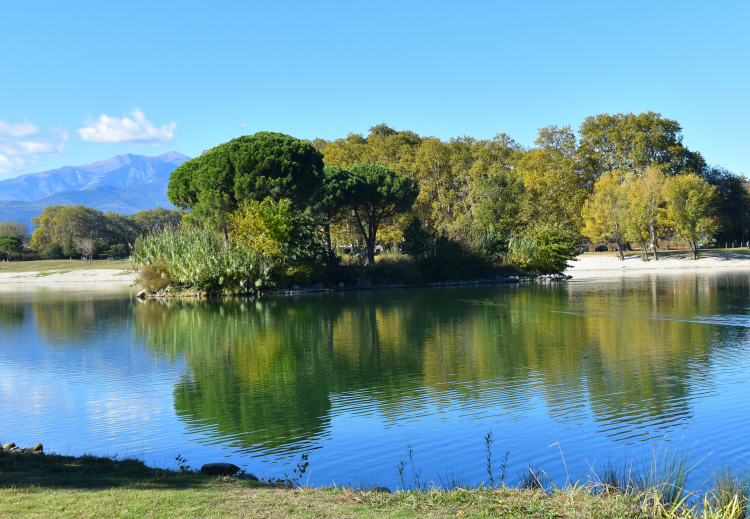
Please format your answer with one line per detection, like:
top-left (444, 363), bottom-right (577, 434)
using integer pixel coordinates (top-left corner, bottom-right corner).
top-left (324, 221), bottom-right (333, 262)
top-left (689, 240), bottom-right (697, 260)
top-left (618, 243), bottom-right (625, 261)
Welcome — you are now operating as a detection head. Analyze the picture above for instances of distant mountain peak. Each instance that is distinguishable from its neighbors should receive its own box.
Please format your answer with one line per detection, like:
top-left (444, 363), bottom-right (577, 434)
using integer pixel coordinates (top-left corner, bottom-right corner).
top-left (0, 152), bottom-right (191, 202)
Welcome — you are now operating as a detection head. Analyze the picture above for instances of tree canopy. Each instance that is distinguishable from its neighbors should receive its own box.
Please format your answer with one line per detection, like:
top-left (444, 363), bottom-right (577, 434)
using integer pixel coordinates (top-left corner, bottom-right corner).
top-left (168, 132), bottom-right (325, 235)
top-left (346, 163), bottom-right (419, 264)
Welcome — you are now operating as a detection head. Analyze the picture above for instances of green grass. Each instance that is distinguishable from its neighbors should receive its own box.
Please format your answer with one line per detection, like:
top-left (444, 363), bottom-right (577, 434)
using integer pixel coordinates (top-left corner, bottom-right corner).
top-left (2, 447), bottom-right (750, 518)
top-left (0, 259), bottom-right (132, 274)
top-left (0, 449), bottom-right (644, 518)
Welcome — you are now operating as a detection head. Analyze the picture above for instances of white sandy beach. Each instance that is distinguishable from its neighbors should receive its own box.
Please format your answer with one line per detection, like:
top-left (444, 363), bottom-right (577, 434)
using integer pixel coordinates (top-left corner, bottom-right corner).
top-left (566, 251), bottom-right (750, 277)
top-left (0, 269), bottom-right (137, 285)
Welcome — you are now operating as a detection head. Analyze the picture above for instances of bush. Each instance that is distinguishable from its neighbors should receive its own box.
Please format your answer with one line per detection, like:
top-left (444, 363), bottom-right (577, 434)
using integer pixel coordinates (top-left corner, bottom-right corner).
top-left (44, 242), bottom-right (64, 260)
top-left (508, 223), bottom-right (578, 274)
top-left (131, 228), bottom-right (269, 294)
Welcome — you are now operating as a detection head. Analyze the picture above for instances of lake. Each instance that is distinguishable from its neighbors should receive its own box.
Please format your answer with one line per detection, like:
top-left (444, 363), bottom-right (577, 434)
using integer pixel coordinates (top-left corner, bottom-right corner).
top-left (2, 271), bottom-right (750, 489)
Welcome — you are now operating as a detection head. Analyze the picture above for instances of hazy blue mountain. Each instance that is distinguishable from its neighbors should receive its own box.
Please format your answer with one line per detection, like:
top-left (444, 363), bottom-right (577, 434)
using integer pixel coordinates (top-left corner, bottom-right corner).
top-left (0, 183), bottom-right (176, 229)
top-left (0, 151), bottom-right (190, 202)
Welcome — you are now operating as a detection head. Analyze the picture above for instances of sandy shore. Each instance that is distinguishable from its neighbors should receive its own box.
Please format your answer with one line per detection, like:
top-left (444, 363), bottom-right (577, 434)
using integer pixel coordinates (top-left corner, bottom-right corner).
top-left (2, 251), bottom-right (749, 287)
top-left (0, 269), bottom-right (136, 285)
top-left (566, 251), bottom-right (750, 277)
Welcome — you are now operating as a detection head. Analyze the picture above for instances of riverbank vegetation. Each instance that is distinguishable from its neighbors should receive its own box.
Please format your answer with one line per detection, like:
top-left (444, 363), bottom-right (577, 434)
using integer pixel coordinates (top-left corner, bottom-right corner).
top-left (3, 112), bottom-right (748, 291)
top-left (128, 113), bottom-right (746, 294)
top-left (2, 443), bottom-right (749, 518)
top-left (0, 206), bottom-right (181, 263)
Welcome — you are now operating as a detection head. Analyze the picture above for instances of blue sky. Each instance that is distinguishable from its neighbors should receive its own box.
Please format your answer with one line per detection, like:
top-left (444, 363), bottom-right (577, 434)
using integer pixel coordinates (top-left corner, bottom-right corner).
top-left (1, 0), bottom-right (747, 180)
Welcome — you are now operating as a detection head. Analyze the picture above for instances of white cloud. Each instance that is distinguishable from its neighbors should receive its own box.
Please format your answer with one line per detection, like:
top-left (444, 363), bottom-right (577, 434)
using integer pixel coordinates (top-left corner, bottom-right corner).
top-left (0, 138), bottom-right (63, 156)
top-left (0, 153), bottom-right (25, 174)
top-left (236, 121), bottom-right (248, 128)
top-left (0, 119), bottom-right (38, 137)
top-left (0, 120), bottom-right (67, 174)
top-left (77, 108), bottom-right (176, 146)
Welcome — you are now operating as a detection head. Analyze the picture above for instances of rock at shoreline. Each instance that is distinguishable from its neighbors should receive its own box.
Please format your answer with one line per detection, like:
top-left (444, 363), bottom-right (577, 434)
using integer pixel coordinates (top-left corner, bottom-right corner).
top-left (3, 443), bottom-right (15, 449)
top-left (239, 472), bottom-right (259, 481)
top-left (201, 462), bottom-right (241, 476)
top-left (33, 443), bottom-right (43, 453)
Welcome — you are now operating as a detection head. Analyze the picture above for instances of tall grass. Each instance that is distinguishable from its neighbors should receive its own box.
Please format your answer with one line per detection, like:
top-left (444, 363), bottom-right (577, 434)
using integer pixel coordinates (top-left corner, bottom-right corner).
top-left (131, 228), bottom-right (270, 294)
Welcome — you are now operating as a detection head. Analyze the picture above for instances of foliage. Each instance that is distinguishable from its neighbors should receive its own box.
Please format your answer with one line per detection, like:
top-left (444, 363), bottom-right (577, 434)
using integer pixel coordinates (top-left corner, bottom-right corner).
top-left (131, 228), bottom-right (268, 293)
top-left (578, 111), bottom-right (706, 177)
top-left (581, 171), bottom-right (632, 260)
top-left (62, 235), bottom-right (77, 260)
top-left (0, 221), bottom-right (30, 243)
top-left (664, 173), bottom-right (719, 259)
top-left (229, 197), bottom-right (323, 279)
top-left (702, 167), bottom-right (750, 244)
top-left (517, 125), bottom-right (591, 232)
top-left (43, 242), bottom-right (64, 260)
top-left (507, 223), bottom-right (578, 273)
top-left (399, 216), bottom-right (430, 259)
top-left (0, 235), bottom-right (22, 261)
top-left (316, 165), bottom-right (357, 261)
top-left (626, 166), bottom-right (667, 260)
top-left (167, 132), bottom-right (325, 234)
top-left (27, 204), bottom-right (179, 255)
top-left (346, 163), bottom-right (419, 264)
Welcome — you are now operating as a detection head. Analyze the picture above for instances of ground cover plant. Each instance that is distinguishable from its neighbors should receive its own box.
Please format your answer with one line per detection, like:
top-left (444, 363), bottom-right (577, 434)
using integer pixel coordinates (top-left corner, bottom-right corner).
top-left (2, 437), bottom-right (750, 519)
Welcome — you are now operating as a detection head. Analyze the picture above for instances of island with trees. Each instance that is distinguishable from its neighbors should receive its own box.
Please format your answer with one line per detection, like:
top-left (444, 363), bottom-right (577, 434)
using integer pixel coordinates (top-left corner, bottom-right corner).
top-left (1, 112), bottom-right (745, 295)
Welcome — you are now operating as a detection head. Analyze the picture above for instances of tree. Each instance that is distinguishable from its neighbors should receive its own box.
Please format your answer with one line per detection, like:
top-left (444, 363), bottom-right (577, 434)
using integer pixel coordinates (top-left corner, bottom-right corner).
top-left (517, 125), bottom-right (592, 231)
top-left (664, 173), bottom-right (718, 259)
top-left (130, 207), bottom-right (183, 234)
top-left (76, 237), bottom-right (95, 265)
top-left (700, 167), bottom-right (749, 244)
top-left (346, 163), bottom-right (419, 265)
top-left (63, 236), bottom-right (77, 260)
top-left (168, 132), bottom-right (325, 238)
top-left (627, 166), bottom-right (666, 260)
top-left (581, 171), bottom-right (632, 260)
top-left (315, 165), bottom-right (356, 262)
top-left (230, 197), bottom-right (323, 281)
top-left (0, 221), bottom-right (30, 243)
top-left (0, 235), bottom-right (22, 261)
top-left (29, 205), bottom-right (106, 249)
top-left (578, 112), bottom-right (706, 178)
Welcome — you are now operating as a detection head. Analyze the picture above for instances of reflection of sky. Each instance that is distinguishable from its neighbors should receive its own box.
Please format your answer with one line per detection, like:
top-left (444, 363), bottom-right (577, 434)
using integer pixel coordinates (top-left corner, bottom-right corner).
top-left (1, 274), bottom-right (750, 490)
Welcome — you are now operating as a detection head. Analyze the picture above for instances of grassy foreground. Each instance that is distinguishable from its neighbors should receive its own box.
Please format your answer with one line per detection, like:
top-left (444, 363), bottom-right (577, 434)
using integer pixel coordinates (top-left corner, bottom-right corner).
top-left (0, 449), bottom-right (641, 519)
top-left (4, 448), bottom-right (750, 519)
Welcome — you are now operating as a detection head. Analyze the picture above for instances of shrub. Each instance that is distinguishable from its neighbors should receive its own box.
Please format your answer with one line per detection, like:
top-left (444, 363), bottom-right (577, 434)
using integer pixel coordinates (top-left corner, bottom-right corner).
top-left (44, 242), bottom-right (64, 260)
top-left (131, 228), bottom-right (269, 294)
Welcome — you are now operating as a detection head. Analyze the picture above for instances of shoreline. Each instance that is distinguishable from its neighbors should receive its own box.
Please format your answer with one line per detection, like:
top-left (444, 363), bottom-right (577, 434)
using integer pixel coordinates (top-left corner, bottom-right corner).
top-left (2, 251), bottom-right (750, 290)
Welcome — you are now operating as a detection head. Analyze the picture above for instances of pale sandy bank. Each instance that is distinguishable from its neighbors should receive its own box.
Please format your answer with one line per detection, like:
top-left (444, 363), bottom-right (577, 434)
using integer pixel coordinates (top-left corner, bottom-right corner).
top-left (0, 269), bottom-right (136, 285)
top-left (566, 251), bottom-right (750, 277)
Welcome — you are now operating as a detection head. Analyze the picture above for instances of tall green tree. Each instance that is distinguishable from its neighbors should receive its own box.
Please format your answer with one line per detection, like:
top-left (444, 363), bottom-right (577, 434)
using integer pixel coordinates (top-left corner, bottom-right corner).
top-left (627, 166), bottom-right (666, 260)
top-left (664, 173), bottom-right (718, 259)
top-left (315, 165), bottom-right (356, 261)
top-left (700, 167), bottom-right (749, 244)
top-left (347, 163), bottom-right (419, 265)
top-left (0, 235), bottom-right (22, 261)
top-left (517, 125), bottom-right (591, 231)
top-left (168, 132), bottom-right (325, 237)
top-left (578, 112), bottom-right (706, 178)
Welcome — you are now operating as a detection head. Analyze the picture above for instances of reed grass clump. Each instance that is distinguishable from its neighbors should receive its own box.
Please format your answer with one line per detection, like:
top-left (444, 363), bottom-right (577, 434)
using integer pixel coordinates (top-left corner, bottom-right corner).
top-left (131, 228), bottom-right (270, 294)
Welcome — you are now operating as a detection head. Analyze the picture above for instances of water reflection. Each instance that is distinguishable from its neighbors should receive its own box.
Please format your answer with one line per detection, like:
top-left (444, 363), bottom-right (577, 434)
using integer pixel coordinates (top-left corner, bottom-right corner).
top-left (133, 272), bottom-right (750, 458)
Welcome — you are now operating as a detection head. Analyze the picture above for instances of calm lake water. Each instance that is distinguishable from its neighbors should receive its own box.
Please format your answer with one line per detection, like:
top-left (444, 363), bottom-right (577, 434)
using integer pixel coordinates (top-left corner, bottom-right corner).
top-left (2, 272), bottom-right (750, 489)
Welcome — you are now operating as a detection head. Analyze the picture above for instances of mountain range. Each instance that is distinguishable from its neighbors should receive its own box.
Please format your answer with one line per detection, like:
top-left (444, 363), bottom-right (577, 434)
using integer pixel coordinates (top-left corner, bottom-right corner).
top-left (0, 152), bottom-right (190, 228)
